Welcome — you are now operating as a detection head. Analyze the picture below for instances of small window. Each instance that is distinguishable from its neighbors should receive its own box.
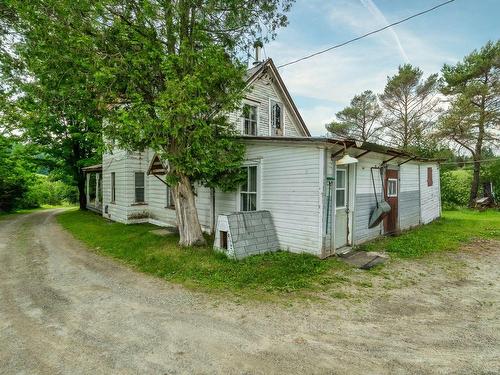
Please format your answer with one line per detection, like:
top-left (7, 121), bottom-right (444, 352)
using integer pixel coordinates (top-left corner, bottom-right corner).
top-left (242, 104), bottom-right (257, 135)
top-left (166, 185), bottom-right (174, 208)
top-left (220, 231), bottom-right (228, 250)
top-left (111, 172), bottom-right (116, 203)
top-left (240, 166), bottom-right (257, 211)
top-left (270, 100), bottom-right (284, 136)
top-left (134, 172), bottom-right (145, 203)
top-left (387, 178), bottom-right (398, 197)
top-left (427, 167), bottom-right (433, 187)
top-left (335, 169), bottom-right (346, 208)
top-left (89, 173), bottom-right (96, 203)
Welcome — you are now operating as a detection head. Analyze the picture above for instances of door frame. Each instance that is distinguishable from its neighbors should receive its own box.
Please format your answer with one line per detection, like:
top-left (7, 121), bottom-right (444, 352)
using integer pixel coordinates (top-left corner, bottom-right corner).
top-left (383, 166), bottom-right (400, 234)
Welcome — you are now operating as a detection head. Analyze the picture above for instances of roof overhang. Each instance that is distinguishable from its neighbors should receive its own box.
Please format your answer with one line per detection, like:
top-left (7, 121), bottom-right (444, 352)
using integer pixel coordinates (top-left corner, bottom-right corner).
top-left (82, 164), bottom-right (102, 173)
top-left (244, 59), bottom-right (311, 137)
top-left (237, 136), bottom-right (445, 163)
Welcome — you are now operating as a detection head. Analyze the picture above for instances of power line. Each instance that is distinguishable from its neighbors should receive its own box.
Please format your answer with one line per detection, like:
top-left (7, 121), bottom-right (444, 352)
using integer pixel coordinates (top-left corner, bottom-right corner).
top-left (440, 158), bottom-right (500, 165)
top-left (277, 0), bottom-right (456, 69)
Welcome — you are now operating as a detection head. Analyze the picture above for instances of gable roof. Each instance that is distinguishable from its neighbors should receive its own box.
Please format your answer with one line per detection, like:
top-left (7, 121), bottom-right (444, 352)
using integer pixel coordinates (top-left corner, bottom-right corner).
top-left (244, 59), bottom-right (311, 137)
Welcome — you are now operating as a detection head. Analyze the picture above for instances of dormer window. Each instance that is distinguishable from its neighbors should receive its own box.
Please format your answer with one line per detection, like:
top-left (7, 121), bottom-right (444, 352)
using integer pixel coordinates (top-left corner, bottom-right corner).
top-left (242, 104), bottom-right (257, 135)
top-left (270, 99), bottom-right (284, 136)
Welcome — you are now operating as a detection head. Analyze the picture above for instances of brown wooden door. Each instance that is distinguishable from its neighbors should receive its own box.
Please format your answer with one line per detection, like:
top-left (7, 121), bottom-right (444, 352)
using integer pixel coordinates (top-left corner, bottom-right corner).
top-left (384, 169), bottom-right (399, 234)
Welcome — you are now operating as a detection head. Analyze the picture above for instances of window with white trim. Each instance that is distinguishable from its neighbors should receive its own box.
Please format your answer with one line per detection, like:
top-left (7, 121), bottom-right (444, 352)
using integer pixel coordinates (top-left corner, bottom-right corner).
top-left (242, 104), bottom-right (257, 135)
top-left (387, 178), bottom-right (398, 197)
top-left (134, 172), bottom-right (145, 203)
top-left (240, 166), bottom-right (257, 211)
top-left (270, 99), bottom-right (284, 136)
top-left (335, 169), bottom-right (346, 208)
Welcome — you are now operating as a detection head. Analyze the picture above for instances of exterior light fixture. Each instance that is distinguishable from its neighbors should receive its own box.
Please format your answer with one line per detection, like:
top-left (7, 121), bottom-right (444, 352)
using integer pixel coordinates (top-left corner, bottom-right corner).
top-left (336, 154), bottom-right (358, 165)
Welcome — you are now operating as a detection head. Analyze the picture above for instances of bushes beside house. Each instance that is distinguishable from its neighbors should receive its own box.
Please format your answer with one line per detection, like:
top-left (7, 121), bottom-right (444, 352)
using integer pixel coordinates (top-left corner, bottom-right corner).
top-left (440, 170), bottom-right (472, 209)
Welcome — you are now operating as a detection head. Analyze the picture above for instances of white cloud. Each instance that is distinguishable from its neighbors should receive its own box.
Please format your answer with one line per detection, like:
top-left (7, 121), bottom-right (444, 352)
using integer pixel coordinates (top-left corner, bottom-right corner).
top-left (266, 0), bottom-right (458, 134)
top-left (298, 105), bottom-right (338, 136)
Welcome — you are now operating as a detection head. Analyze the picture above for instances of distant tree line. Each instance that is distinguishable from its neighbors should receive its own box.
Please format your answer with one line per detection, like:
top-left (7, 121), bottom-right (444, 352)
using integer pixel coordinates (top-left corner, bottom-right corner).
top-left (326, 41), bottom-right (500, 207)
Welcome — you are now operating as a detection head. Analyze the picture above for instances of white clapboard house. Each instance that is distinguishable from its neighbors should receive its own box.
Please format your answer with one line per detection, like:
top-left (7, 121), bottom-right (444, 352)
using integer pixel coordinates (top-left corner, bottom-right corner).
top-left (83, 57), bottom-right (441, 258)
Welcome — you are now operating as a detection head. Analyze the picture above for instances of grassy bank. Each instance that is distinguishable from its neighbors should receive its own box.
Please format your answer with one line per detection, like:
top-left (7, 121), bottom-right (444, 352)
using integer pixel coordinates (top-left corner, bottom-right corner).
top-left (360, 209), bottom-right (499, 258)
top-left (0, 205), bottom-right (73, 221)
top-left (56, 209), bottom-right (499, 298)
top-left (56, 209), bottom-right (349, 297)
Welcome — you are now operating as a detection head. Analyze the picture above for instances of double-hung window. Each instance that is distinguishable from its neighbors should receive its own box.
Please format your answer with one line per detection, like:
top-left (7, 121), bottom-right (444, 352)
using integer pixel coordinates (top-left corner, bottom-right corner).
top-left (270, 100), bottom-right (284, 136)
top-left (134, 172), bottom-right (145, 203)
top-left (335, 169), bottom-right (346, 208)
top-left (240, 166), bottom-right (257, 211)
top-left (243, 104), bottom-right (257, 135)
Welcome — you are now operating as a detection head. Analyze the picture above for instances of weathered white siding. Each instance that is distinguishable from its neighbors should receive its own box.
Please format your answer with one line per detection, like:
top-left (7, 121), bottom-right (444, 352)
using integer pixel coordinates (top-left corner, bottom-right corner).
top-left (229, 72), bottom-right (305, 137)
top-left (399, 163), bottom-right (420, 230)
top-left (420, 163), bottom-right (441, 224)
top-left (244, 142), bottom-right (323, 255)
top-left (353, 156), bottom-right (385, 244)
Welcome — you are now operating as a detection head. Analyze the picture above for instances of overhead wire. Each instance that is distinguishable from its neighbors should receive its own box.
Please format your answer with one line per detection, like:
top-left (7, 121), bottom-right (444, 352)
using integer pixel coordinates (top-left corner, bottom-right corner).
top-left (277, 0), bottom-right (456, 69)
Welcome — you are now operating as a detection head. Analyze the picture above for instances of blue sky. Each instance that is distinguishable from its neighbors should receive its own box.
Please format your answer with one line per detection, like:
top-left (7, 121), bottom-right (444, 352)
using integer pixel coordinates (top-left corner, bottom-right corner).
top-left (262, 0), bottom-right (500, 135)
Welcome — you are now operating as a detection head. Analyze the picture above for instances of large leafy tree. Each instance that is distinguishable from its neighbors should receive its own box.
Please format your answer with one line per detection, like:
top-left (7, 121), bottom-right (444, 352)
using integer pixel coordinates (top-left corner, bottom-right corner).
top-left (0, 0), bottom-right (103, 210)
top-left (76, 0), bottom-right (294, 246)
top-left (326, 90), bottom-right (383, 142)
top-left (438, 40), bottom-right (500, 206)
top-left (379, 64), bottom-right (440, 151)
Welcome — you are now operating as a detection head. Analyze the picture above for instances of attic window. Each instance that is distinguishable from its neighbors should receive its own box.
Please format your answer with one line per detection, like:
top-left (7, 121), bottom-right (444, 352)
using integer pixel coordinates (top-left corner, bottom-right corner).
top-left (427, 167), bottom-right (433, 187)
top-left (270, 100), bottom-right (284, 136)
top-left (243, 104), bottom-right (257, 135)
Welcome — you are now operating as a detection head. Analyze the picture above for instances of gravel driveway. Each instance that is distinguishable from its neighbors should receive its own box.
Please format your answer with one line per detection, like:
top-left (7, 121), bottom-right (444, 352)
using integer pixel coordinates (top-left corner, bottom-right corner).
top-left (0, 209), bottom-right (499, 374)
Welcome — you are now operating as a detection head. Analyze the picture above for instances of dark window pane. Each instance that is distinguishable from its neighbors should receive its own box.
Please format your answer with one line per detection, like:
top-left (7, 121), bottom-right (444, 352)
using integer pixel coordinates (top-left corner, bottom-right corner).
top-left (240, 193), bottom-right (247, 211)
top-left (241, 168), bottom-right (248, 191)
top-left (135, 172), bottom-right (144, 187)
top-left (336, 170), bottom-right (345, 188)
top-left (136, 188), bottom-right (145, 203)
top-left (249, 193), bottom-right (257, 211)
top-left (336, 189), bottom-right (345, 207)
top-left (249, 166), bottom-right (257, 192)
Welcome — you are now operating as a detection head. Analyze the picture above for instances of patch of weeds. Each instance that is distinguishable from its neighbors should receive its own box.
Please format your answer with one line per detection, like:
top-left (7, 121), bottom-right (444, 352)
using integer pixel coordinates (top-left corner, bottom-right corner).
top-left (359, 209), bottom-right (500, 258)
top-left (330, 291), bottom-right (350, 299)
top-left (355, 280), bottom-right (373, 288)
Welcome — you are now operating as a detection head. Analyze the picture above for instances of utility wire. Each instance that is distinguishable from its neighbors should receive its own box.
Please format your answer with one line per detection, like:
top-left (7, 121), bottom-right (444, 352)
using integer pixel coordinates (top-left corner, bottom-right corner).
top-left (440, 158), bottom-right (500, 165)
top-left (277, 0), bottom-right (456, 69)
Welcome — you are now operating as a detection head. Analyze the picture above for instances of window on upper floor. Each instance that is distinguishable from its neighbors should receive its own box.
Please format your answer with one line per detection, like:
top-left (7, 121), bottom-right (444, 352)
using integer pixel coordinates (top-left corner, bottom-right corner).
top-left (270, 99), bottom-right (284, 136)
top-left (242, 104), bottom-right (258, 136)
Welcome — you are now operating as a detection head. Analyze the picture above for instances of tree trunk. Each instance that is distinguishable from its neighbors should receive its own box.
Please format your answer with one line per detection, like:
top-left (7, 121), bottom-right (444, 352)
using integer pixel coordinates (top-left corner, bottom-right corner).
top-left (77, 173), bottom-right (87, 210)
top-left (172, 174), bottom-right (206, 246)
top-left (469, 158), bottom-right (481, 208)
top-left (468, 94), bottom-right (486, 208)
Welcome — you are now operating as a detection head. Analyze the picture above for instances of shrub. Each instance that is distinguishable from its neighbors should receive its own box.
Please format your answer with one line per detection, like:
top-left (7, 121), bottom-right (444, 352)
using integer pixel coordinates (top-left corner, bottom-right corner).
top-left (440, 169), bottom-right (472, 209)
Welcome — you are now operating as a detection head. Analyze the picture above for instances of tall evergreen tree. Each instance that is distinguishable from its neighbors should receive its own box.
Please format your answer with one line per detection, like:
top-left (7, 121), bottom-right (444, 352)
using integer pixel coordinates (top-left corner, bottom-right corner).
top-left (326, 90), bottom-right (383, 142)
top-left (379, 64), bottom-right (440, 151)
top-left (73, 0), bottom-right (293, 246)
top-left (438, 40), bottom-right (500, 206)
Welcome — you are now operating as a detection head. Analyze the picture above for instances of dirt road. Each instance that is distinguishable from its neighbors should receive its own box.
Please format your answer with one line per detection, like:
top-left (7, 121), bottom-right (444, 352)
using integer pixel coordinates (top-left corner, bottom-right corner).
top-left (0, 210), bottom-right (498, 374)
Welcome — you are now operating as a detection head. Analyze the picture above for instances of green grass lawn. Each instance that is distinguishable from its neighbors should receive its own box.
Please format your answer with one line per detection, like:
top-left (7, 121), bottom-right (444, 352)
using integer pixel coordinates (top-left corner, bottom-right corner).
top-left (360, 209), bottom-right (500, 258)
top-left (56, 209), bottom-right (350, 298)
top-left (0, 205), bottom-right (74, 221)
top-left (56, 208), bottom-right (499, 298)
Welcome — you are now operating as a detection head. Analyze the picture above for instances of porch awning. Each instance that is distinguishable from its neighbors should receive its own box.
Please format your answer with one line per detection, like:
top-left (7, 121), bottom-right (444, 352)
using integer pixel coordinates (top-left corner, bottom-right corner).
top-left (82, 164), bottom-right (102, 173)
top-left (147, 154), bottom-right (167, 175)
